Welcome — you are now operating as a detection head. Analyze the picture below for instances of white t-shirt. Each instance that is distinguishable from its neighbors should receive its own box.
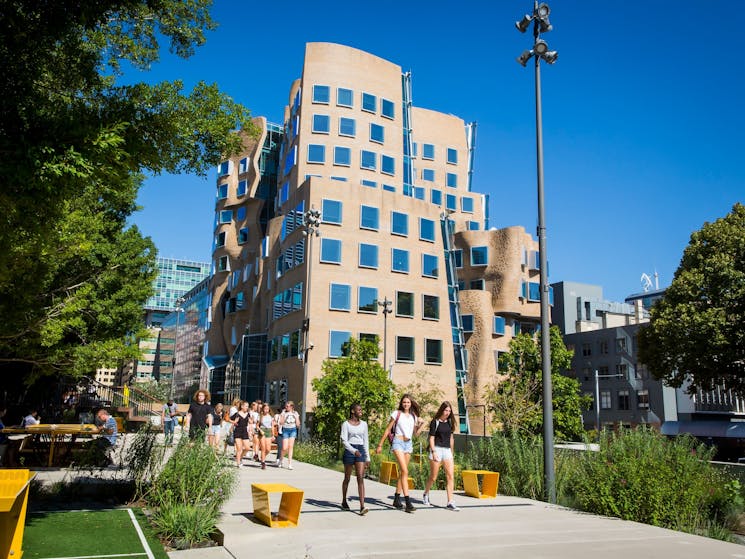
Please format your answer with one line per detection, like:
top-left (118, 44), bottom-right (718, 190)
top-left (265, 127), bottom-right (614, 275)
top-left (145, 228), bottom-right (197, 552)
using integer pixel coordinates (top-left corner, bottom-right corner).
top-left (391, 411), bottom-right (417, 439)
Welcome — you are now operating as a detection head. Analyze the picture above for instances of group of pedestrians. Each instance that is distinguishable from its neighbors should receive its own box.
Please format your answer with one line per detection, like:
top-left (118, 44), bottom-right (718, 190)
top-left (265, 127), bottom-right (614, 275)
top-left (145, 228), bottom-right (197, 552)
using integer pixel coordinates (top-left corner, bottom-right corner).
top-left (342, 393), bottom-right (459, 515)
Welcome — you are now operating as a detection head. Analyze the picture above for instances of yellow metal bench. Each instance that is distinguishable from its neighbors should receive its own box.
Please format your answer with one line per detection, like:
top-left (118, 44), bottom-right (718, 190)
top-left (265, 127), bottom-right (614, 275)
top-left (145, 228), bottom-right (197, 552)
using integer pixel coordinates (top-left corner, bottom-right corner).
top-left (251, 483), bottom-right (304, 528)
top-left (379, 460), bottom-right (415, 489)
top-left (461, 469), bottom-right (500, 499)
top-left (0, 469), bottom-right (36, 559)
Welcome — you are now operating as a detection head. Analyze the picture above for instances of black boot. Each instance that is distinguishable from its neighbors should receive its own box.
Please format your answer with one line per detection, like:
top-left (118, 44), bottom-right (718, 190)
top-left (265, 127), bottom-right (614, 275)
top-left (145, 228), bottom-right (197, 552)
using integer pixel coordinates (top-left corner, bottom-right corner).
top-left (405, 496), bottom-right (416, 513)
top-left (392, 493), bottom-right (403, 509)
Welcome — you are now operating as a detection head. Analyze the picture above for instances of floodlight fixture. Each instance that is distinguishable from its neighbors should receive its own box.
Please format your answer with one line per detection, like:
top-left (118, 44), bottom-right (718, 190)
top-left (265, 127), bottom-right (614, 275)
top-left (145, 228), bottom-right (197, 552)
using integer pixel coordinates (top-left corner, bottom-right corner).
top-left (534, 39), bottom-right (549, 56)
top-left (543, 50), bottom-right (558, 64)
top-left (515, 14), bottom-right (532, 33)
top-left (536, 3), bottom-right (553, 32)
top-left (517, 49), bottom-right (533, 67)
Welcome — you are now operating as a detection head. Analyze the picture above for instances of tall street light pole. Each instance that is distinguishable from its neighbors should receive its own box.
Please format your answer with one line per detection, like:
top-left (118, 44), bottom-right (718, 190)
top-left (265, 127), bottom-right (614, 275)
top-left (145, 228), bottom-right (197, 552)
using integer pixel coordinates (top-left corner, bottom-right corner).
top-left (170, 298), bottom-right (185, 401)
top-left (300, 206), bottom-right (321, 438)
top-left (515, 0), bottom-right (558, 504)
top-left (378, 296), bottom-right (392, 370)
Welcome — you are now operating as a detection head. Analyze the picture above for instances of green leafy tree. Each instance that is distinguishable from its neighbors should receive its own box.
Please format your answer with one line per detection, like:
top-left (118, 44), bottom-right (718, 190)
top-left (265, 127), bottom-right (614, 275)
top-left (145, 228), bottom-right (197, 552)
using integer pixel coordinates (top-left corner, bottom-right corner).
top-left (486, 327), bottom-right (591, 441)
top-left (638, 203), bottom-right (745, 394)
top-left (0, 1), bottom-right (254, 386)
top-left (312, 338), bottom-right (395, 449)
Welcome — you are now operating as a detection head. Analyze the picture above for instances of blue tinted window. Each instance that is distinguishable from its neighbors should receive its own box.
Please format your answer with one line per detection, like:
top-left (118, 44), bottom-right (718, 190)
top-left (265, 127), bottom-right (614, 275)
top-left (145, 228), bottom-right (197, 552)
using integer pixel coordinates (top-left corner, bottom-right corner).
top-left (446, 194), bottom-right (457, 211)
top-left (422, 254), bottom-right (439, 278)
top-left (218, 161), bottom-right (230, 175)
top-left (238, 227), bottom-right (249, 244)
top-left (312, 114), bottom-right (330, 133)
top-left (361, 150), bottom-right (376, 170)
top-left (383, 184), bottom-right (396, 192)
top-left (329, 330), bottom-right (352, 357)
top-left (284, 146), bottom-right (297, 176)
top-left (320, 238), bottom-right (342, 263)
top-left (447, 148), bottom-right (458, 164)
top-left (392, 248), bottom-right (409, 273)
top-left (493, 316), bottom-right (506, 335)
top-left (468, 221), bottom-right (480, 231)
top-left (391, 211), bottom-right (408, 236)
top-left (422, 169), bottom-right (435, 182)
top-left (381, 155), bottom-right (395, 175)
top-left (381, 98), bottom-right (395, 119)
top-left (370, 123), bottom-right (384, 144)
top-left (219, 210), bottom-right (232, 223)
top-left (422, 143), bottom-right (435, 160)
top-left (447, 173), bottom-right (458, 188)
top-left (431, 189), bottom-right (442, 206)
top-left (313, 85), bottom-right (330, 103)
top-left (419, 218), bottom-right (435, 242)
top-left (528, 281), bottom-right (541, 302)
top-left (461, 196), bottom-right (474, 212)
top-left (334, 146), bottom-right (351, 166)
top-left (237, 180), bottom-right (247, 196)
top-left (339, 117), bottom-right (356, 137)
top-left (471, 246), bottom-right (488, 266)
top-left (337, 87), bottom-right (353, 107)
top-left (414, 187), bottom-right (425, 200)
top-left (359, 243), bottom-right (379, 268)
top-left (358, 286), bottom-right (378, 313)
top-left (322, 199), bottom-right (342, 224)
top-left (236, 207), bottom-right (247, 221)
top-left (360, 205), bottom-right (379, 230)
top-left (361, 179), bottom-right (377, 188)
top-left (453, 249), bottom-right (463, 268)
top-left (217, 184), bottom-right (228, 199)
top-left (362, 92), bottom-right (376, 113)
top-left (308, 144), bottom-right (325, 163)
top-left (462, 314), bottom-right (474, 332)
top-left (329, 283), bottom-right (351, 311)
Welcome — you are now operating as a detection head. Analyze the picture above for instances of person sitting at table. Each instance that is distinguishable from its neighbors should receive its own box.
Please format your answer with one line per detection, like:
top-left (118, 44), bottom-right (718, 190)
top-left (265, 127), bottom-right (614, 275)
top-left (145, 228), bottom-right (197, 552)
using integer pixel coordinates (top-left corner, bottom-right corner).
top-left (95, 408), bottom-right (118, 449)
top-left (22, 409), bottom-right (40, 427)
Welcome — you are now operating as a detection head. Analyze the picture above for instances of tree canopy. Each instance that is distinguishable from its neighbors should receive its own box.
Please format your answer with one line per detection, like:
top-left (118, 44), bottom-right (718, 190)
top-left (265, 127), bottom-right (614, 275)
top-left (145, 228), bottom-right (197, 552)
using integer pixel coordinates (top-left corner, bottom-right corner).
top-left (486, 327), bottom-right (590, 441)
top-left (0, 1), bottom-right (252, 387)
top-left (311, 338), bottom-right (395, 448)
top-left (638, 203), bottom-right (745, 394)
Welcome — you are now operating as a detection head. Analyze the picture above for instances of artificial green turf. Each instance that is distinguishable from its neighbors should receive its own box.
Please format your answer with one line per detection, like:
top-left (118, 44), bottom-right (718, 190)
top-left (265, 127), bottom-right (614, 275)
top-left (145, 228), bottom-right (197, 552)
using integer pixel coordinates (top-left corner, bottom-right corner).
top-left (23, 508), bottom-right (168, 559)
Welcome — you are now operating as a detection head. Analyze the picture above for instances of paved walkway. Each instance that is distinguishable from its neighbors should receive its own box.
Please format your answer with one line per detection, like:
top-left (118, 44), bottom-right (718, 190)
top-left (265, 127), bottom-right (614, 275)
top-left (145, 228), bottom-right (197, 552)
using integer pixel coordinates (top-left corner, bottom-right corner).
top-left (171, 455), bottom-right (745, 559)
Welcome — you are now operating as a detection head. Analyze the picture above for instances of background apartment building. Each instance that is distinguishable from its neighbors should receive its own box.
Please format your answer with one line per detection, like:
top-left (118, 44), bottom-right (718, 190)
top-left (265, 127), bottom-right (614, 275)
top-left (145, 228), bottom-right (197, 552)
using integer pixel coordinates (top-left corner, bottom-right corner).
top-left (205, 43), bottom-right (545, 433)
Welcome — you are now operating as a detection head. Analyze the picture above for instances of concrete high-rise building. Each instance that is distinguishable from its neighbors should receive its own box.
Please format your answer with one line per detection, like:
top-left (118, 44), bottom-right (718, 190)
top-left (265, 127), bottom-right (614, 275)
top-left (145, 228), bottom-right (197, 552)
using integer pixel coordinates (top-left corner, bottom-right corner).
top-left (205, 43), bottom-right (544, 433)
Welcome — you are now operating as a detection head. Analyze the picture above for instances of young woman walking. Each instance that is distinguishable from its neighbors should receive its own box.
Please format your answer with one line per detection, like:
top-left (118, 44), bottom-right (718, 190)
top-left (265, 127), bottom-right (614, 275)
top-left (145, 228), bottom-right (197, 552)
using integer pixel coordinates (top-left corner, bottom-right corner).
top-left (258, 403), bottom-right (276, 470)
top-left (230, 401), bottom-right (252, 468)
top-left (422, 401), bottom-right (459, 511)
top-left (249, 401), bottom-right (261, 461)
top-left (279, 401), bottom-right (300, 469)
top-left (375, 394), bottom-right (425, 513)
top-left (341, 403), bottom-right (370, 515)
top-left (208, 403), bottom-right (223, 449)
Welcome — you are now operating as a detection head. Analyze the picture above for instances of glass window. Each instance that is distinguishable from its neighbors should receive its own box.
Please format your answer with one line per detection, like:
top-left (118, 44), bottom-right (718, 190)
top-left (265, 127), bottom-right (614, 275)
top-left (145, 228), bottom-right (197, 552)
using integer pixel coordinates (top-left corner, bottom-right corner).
top-left (236, 207), bottom-right (246, 221)
top-left (312, 114), bottom-right (330, 134)
top-left (462, 314), bottom-right (474, 332)
top-left (339, 117), bottom-right (356, 137)
top-left (361, 179), bottom-right (377, 188)
top-left (468, 221), bottom-right (480, 231)
top-left (219, 210), bottom-right (232, 223)
top-left (461, 196), bottom-right (474, 212)
top-left (329, 283), bottom-right (351, 311)
top-left (334, 146), bottom-right (351, 166)
top-left (446, 194), bottom-right (457, 211)
top-left (307, 144), bottom-right (325, 164)
top-left (381, 98), bottom-right (395, 119)
top-left (447, 148), bottom-right (458, 164)
top-left (618, 390), bottom-right (630, 411)
top-left (337, 87), bottom-right (353, 107)
top-left (422, 169), bottom-right (435, 182)
top-left (359, 333), bottom-right (377, 345)
top-left (358, 243), bottom-right (379, 269)
top-left (422, 254), bottom-right (439, 278)
top-left (423, 295), bottom-right (439, 320)
top-left (320, 238), bottom-right (342, 264)
top-left (239, 157), bottom-right (249, 173)
top-left (358, 286), bottom-right (378, 313)
top-left (392, 248), bottom-right (409, 273)
top-left (360, 150), bottom-right (376, 170)
top-left (360, 205), bottom-right (379, 230)
top-left (637, 390), bottom-right (650, 409)
top-left (431, 189), bottom-right (442, 206)
top-left (370, 123), bottom-right (384, 144)
top-left (425, 339), bottom-right (442, 364)
top-left (414, 187), bottom-right (425, 200)
top-left (493, 316), bottom-right (506, 335)
top-left (396, 291), bottom-right (414, 317)
top-left (471, 246), bottom-right (488, 266)
top-left (470, 279), bottom-right (485, 290)
top-left (284, 145), bottom-right (297, 176)
top-left (396, 336), bottom-right (414, 362)
top-left (447, 173), bottom-right (458, 188)
top-left (237, 180), bottom-right (247, 196)
top-left (453, 249), bottom-right (463, 268)
top-left (391, 211), bottom-right (408, 236)
top-left (419, 218), bottom-right (435, 242)
top-left (215, 231), bottom-right (226, 248)
top-left (322, 199), bottom-right (342, 224)
top-left (600, 390), bottom-right (612, 409)
top-left (238, 227), bottom-right (249, 244)
top-left (217, 184), bottom-right (228, 199)
top-left (383, 184), bottom-right (396, 192)
top-left (217, 160), bottom-right (230, 176)
top-left (313, 85), bottom-right (330, 104)
top-left (381, 155), bottom-right (395, 175)
top-left (422, 143), bottom-right (435, 160)
top-left (362, 92), bottom-right (376, 113)
top-left (329, 330), bottom-right (352, 358)
top-left (217, 255), bottom-right (229, 272)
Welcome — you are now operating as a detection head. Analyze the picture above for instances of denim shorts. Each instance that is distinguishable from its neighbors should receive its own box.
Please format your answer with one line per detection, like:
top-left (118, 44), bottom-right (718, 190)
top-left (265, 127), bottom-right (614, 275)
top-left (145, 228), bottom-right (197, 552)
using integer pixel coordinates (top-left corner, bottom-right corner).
top-left (429, 446), bottom-right (453, 461)
top-left (343, 444), bottom-right (368, 465)
top-left (391, 438), bottom-right (413, 454)
top-left (282, 427), bottom-right (298, 440)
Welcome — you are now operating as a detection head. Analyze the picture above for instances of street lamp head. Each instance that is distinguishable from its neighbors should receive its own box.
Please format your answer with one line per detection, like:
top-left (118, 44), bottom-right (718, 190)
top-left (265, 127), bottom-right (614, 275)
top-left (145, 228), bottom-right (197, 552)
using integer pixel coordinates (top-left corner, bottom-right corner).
top-left (543, 50), bottom-right (558, 64)
top-left (515, 14), bottom-right (532, 33)
top-left (536, 3), bottom-right (553, 33)
top-left (517, 49), bottom-right (533, 66)
top-left (537, 2), bottom-right (550, 18)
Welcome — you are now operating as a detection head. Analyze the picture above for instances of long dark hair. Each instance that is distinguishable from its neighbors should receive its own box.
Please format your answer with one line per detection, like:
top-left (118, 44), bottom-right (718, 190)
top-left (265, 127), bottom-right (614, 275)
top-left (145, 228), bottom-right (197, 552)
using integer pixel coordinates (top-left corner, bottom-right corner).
top-left (397, 393), bottom-right (421, 418)
top-left (434, 401), bottom-right (455, 431)
top-left (349, 403), bottom-right (361, 418)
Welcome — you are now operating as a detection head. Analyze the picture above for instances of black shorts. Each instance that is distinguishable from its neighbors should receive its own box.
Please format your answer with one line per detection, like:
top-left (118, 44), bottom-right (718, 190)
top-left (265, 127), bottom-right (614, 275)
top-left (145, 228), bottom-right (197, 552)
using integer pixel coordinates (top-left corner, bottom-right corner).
top-left (343, 444), bottom-right (368, 465)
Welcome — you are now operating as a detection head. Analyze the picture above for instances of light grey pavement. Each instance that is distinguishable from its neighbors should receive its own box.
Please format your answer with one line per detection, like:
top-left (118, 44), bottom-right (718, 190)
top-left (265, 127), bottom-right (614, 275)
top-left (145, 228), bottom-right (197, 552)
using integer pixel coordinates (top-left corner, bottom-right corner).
top-left (185, 454), bottom-right (745, 559)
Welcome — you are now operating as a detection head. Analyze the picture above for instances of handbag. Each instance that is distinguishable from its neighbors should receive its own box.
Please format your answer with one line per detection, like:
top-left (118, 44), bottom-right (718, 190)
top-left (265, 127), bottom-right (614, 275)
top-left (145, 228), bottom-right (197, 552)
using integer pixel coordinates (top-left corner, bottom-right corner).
top-left (387, 411), bottom-right (401, 444)
top-left (226, 430), bottom-right (235, 446)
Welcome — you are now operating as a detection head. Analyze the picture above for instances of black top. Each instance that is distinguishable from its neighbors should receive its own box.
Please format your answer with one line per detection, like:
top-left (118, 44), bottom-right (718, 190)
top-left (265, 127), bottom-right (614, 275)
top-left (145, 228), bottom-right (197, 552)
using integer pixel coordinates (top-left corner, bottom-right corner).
top-left (187, 402), bottom-right (213, 435)
top-left (428, 418), bottom-right (452, 448)
top-left (231, 412), bottom-right (251, 438)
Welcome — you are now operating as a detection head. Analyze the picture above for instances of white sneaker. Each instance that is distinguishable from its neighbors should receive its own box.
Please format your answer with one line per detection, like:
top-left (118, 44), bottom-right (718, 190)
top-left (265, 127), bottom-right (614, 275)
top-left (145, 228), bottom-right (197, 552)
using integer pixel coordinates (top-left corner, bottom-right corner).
top-left (287, 464), bottom-right (293, 470)
top-left (446, 502), bottom-right (460, 511)
top-left (275, 459), bottom-right (281, 467)
top-left (422, 493), bottom-right (430, 506)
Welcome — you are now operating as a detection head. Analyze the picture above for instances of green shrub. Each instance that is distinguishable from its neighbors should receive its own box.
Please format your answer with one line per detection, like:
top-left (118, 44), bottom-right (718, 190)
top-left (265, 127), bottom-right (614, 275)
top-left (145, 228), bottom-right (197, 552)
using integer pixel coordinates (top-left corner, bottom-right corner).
top-left (292, 439), bottom-right (339, 468)
top-left (150, 503), bottom-right (218, 548)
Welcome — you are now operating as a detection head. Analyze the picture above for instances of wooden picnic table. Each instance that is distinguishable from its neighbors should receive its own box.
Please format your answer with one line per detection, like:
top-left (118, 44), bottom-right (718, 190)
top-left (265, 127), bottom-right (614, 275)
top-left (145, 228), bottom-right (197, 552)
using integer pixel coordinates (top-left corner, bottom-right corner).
top-left (1, 424), bottom-right (98, 467)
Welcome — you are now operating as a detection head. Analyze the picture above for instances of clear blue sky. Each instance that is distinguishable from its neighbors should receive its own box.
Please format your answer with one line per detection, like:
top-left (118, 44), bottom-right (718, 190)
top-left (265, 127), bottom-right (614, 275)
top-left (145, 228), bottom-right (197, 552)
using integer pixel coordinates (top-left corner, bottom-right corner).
top-left (130, 0), bottom-right (744, 303)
